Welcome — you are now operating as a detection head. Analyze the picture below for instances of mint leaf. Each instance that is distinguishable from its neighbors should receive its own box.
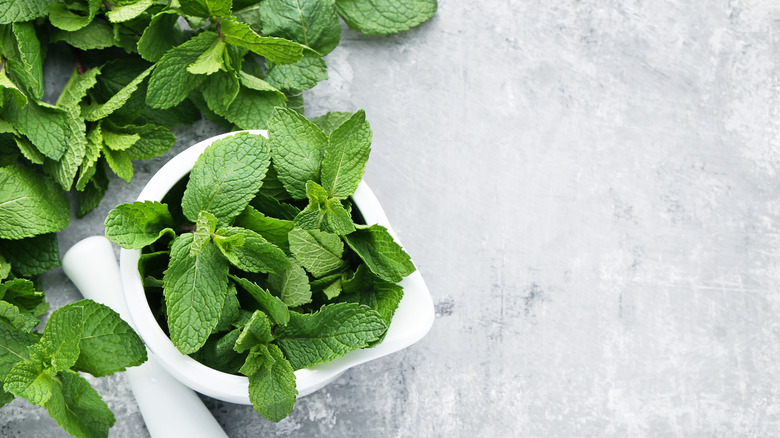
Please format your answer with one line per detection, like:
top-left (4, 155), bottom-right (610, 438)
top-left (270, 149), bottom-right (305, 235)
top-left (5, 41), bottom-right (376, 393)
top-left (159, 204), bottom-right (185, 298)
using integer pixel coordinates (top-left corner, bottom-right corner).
top-left (180, 0), bottom-right (232, 17)
top-left (191, 210), bottom-right (218, 257)
top-left (4, 360), bottom-right (53, 405)
top-left (221, 18), bottom-right (304, 65)
top-left (267, 107), bottom-right (327, 199)
top-left (39, 305), bottom-right (83, 372)
top-left (105, 201), bottom-right (175, 249)
top-left (250, 193), bottom-right (301, 221)
top-left (164, 233), bottom-right (230, 354)
top-left (234, 310), bottom-right (273, 353)
top-left (202, 69), bottom-right (240, 114)
top-left (137, 11), bottom-right (187, 62)
top-left (238, 343), bottom-right (271, 377)
top-left (187, 35), bottom-right (226, 75)
top-left (76, 165), bottom-right (109, 218)
top-left (321, 109), bottom-right (371, 199)
top-left (247, 343), bottom-right (296, 422)
top-left (0, 233), bottom-right (60, 277)
top-left (0, 166), bottom-right (70, 240)
top-left (231, 276), bottom-right (289, 325)
top-left (106, 0), bottom-right (153, 23)
top-left (0, 0), bottom-right (55, 24)
top-left (42, 107), bottom-right (88, 190)
top-left (311, 111), bottom-right (353, 135)
top-left (181, 132), bottom-right (271, 225)
top-left (11, 22), bottom-right (44, 99)
top-left (44, 370), bottom-right (115, 438)
top-left (344, 224), bottom-right (415, 283)
top-left (288, 227), bottom-right (346, 278)
top-left (101, 129), bottom-right (139, 151)
top-left (238, 71), bottom-right (285, 97)
top-left (64, 300), bottom-right (147, 377)
top-left (0, 301), bottom-right (40, 332)
top-left (234, 206), bottom-right (294, 251)
top-left (214, 226), bottom-right (290, 274)
top-left (81, 66), bottom-right (153, 121)
top-left (265, 50), bottom-right (327, 91)
top-left (57, 67), bottom-right (100, 110)
top-left (268, 261), bottom-right (311, 307)
top-left (3, 99), bottom-right (70, 161)
top-left (257, 0), bottom-right (341, 55)
top-left (219, 86), bottom-right (286, 130)
top-left (47, 0), bottom-right (101, 31)
top-left (294, 181), bottom-right (355, 235)
top-left (339, 264), bottom-right (403, 338)
top-left (0, 320), bottom-right (37, 380)
top-left (50, 18), bottom-right (115, 50)
top-left (105, 122), bottom-right (176, 160)
top-left (214, 282), bottom-right (239, 332)
top-left (0, 69), bottom-right (27, 109)
top-left (146, 31), bottom-right (217, 109)
top-left (336, 0), bottom-right (437, 35)
top-left (0, 278), bottom-right (46, 316)
top-left (275, 302), bottom-right (386, 369)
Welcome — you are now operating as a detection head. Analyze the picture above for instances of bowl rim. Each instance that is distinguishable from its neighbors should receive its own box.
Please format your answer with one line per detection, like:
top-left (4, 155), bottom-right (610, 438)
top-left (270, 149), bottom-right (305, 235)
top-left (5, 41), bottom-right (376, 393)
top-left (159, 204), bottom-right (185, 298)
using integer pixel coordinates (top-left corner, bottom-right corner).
top-left (119, 130), bottom-right (435, 404)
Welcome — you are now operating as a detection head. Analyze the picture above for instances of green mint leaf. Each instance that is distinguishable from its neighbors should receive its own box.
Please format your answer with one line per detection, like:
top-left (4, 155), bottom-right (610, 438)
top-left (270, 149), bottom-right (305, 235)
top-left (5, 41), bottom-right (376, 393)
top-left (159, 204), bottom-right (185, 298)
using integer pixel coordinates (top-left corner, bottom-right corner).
top-left (321, 109), bottom-right (371, 199)
top-left (104, 121), bottom-right (176, 160)
top-left (76, 165), bottom-right (109, 218)
top-left (202, 69), bottom-right (240, 114)
top-left (288, 227), bottom-right (346, 278)
top-left (66, 300), bottom-right (147, 377)
top-left (42, 105), bottom-right (88, 190)
top-left (250, 193), bottom-right (301, 221)
top-left (0, 166), bottom-right (70, 240)
top-left (0, 69), bottom-right (28, 108)
top-left (191, 210), bottom-right (219, 257)
top-left (39, 305), bottom-right (83, 372)
top-left (247, 343), bottom-right (296, 422)
top-left (311, 111), bottom-right (353, 135)
top-left (146, 31), bottom-right (217, 109)
top-left (214, 226), bottom-right (290, 274)
top-left (187, 35), bottom-right (226, 75)
top-left (47, 0), bottom-right (101, 31)
top-left (179, 0), bottom-right (232, 17)
top-left (214, 282), bottom-right (239, 332)
top-left (336, 0), bottom-right (437, 35)
top-left (234, 310), bottom-right (273, 353)
top-left (238, 71), bottom-right (285, 98)
top-left (257, 0), bottom-right (340, 55)
top-left (57, 67), bottom-right (100, 110)
top-left (344, 224), bottom-right (415, 283)
top-left (106, 0), bottom-right (153, 23)
top-left (338, 264), bottom-right (403, 341)
top-left (44, 370), bottom-right (115, 438)
top-left (103, 146), bottom-right (133, 182)
top-left (181, 132), bottom-right (271, 225)
top-left (267, 107), bottom-right (327, 199)
top-left (4, 360), bottom-right (53, 405)
top-left (0, 0), bottom-right (55, 24)
top-left (0, 301), bottom-right (40, 332)
top-left (75, 125), bottom-right (103, 191)
top-left (101, 129), bottom-right (140, 151)
top-left (268, 260), bottom-right (311, 307)
top-left (230, 275), bottom-right (289, 325)
top-left (238, 343), bottom-right (272, 377)
top-left (0, 256), bottom-right (10, 280)
top-left (164, 233), bottom-right (230, 354)
top-left (264, 50), bottom-right (327, 91)
top-left (234, 206), bottom-right (295, 251)
top-left (221, 18), bottom-right (304, 65)
top-left (137, 11), bottom-right (187, 62)
top-left (294, 181), bottom-right (355, 235)
top-left (10, 22), bottom-right (43, 98)
top-left (50, 18), bottom-right (115, 50)
top-left (13, 136), bottom-right (43, 165)
top-left (3, 99), bottom-right (70, 160)
top-left (104, 201), bottom-right (175, 249)
top-left (275, 302), bottom-right (386, 369)
top-left (0, 320), bottom-right (38, 380)
top-left (190, 328), bottom-right (244, 374)
top-left (0, 278), bottom-right (46, 316)
top-left (0, 233), bottom-right (60, 277)
top-left (81, 66), bottom-right (153, 121)
top-left (219, 86), bottom-right (286, 130)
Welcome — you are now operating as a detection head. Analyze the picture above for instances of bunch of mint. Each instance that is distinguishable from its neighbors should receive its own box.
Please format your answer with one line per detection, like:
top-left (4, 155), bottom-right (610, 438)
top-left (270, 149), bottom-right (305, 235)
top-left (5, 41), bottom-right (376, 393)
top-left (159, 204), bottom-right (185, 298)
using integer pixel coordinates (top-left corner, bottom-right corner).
top-left (0, 275), bottom-right (147, 438)
top-left (105, 108), bottom-right (416, 422)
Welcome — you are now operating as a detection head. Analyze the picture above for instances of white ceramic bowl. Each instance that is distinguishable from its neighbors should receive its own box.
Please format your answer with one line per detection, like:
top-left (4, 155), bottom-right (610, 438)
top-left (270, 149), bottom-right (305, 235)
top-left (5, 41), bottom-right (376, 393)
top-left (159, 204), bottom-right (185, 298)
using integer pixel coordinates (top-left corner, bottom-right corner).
top-left (119, 131), bottom-right (435, 404)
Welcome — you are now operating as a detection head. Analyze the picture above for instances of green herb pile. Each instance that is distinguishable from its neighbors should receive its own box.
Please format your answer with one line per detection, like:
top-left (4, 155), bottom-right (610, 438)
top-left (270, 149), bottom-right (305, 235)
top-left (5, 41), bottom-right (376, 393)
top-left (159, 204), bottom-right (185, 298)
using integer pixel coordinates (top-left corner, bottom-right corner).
top-left (0, 0), bottom-right (434, 435)
top-left (105, 108), bottom-right (416, 422)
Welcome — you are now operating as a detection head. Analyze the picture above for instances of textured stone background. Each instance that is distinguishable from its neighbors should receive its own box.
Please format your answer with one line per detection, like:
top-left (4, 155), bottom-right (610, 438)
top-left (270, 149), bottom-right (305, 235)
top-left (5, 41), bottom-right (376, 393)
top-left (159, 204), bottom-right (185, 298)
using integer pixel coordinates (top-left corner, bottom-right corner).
top-left (3, 0), bottom-right (780, 436)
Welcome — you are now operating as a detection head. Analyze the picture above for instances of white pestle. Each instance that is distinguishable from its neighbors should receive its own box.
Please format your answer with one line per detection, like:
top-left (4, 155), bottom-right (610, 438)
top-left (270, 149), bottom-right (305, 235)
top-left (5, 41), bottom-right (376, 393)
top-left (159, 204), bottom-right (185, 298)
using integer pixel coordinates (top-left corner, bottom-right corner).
top-left (62, 236), bottom-right (228, 438)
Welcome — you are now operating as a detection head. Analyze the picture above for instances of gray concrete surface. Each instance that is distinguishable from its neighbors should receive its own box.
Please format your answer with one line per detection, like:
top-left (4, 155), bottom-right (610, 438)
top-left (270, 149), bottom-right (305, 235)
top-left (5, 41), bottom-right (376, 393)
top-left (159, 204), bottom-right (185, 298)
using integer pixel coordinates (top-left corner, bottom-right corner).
top-left (3, 0), bottom-right (780, 436)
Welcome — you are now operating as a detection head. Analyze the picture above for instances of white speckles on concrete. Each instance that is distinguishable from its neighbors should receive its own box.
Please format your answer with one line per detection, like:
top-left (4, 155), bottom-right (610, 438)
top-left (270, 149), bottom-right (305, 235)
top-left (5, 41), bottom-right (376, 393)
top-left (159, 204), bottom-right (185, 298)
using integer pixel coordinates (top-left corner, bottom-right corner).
top-left (5, 0), bottom-right (780, 436)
